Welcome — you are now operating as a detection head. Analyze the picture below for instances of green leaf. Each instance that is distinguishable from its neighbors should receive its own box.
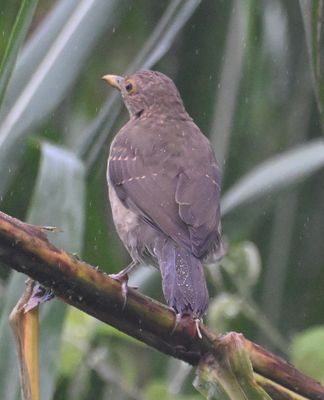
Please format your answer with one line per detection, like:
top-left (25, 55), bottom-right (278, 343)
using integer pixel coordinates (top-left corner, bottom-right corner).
top-left (209, 0), bottom-right (248, 164)
top-left (194, 333), bottom-right (271, 399)
top-left (29, 142), bottom-right (85, 400)
top-left (291, 326), bottom-right (324, 383)
top-left (222, 139), bottom-right (324, 215)
top-left (1, 0), bottom-right (80, 113)
top-left (0, 0), bottom-right (121, 139)
top-left (131, 0), bottom-right (201, 71)
top-left (220, 241), bottom-right (261, 291)
top-left (299, 0), bottom-right (324, 132)
top-left (0, 0), bottom-right (123, 197)
top-left (0, 0), bottom-right (38, 108)
top-left (208, 294), bottom-right (243, 335)
top-left (27, 142), bottom-right (85, 252)
top-left (0, 142), bottom-right (85, 400)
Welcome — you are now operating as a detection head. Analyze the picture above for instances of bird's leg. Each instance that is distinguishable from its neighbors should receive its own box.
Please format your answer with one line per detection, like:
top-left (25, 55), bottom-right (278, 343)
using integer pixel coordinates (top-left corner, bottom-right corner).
top-left (194, 318), bottom-right (203, 339)
top-left (109, 260), bottom-right (137, 280)
top-left (109, 260), bottom-right (138, 308)
top-left (171, 312), bottom-right (203, 339)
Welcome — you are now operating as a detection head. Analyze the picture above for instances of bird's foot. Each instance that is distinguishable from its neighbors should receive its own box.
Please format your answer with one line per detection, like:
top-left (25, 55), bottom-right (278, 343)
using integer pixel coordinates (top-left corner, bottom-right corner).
top-left (194, 318), bottom-right (202, 339)
top-left (109, 261), bottom-right (138, 309)
top-left (172, 312), bottom-right (203, 339)
top-left (109, 271), bottom-right (130, 309)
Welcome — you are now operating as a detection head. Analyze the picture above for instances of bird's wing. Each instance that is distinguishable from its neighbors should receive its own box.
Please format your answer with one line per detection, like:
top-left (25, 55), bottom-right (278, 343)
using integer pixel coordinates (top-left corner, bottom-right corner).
top-left (108, 132), bottom-right (191, 251)
top-left (175, 163), bottom-right (222, 258)
top-left (108, 129), bottom-right (221, 257)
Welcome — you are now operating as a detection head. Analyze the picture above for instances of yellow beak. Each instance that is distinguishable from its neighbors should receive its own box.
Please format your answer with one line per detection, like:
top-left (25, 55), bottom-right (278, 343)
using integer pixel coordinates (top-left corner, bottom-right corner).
top-left (102, 74), bottom-right (124, 90)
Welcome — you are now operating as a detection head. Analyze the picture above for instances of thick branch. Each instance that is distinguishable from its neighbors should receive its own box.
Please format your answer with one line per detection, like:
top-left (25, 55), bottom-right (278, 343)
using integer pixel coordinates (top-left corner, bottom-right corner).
top-left (0, 211), bottom-right (323, 399)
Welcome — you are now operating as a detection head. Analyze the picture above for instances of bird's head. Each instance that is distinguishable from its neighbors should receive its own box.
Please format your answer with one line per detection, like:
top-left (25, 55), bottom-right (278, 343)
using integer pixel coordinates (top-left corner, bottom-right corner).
top-left (102, 70), bottom-right (189, 120)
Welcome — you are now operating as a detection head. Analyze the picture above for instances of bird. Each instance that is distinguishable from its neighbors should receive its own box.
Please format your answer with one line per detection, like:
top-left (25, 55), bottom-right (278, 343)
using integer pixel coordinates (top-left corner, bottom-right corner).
top-left (102, 70), bottom-right (224, 319)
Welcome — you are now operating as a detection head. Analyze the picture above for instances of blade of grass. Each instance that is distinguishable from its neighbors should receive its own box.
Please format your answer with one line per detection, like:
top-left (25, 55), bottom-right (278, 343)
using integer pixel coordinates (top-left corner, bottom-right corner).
top-left (0, 0), bottom-right (120, 148)
top-left (0, 0), bottom-right (38, 108)
top-left (209, 0), bottom-right (247, 166)
top-left (0, 0), bottom-right (79, 115)
top-left (0, 0), bottom-right (122, 197)
top-left (132, 0), bottom-right (201, 71)
top-left (299, 0), bottom-right (324, 132)
top-left (28, 142), bottom-right (85, 400)
top-left (260, 80), bottom-right (312, 336)
top-left (221, 139), bottom-right (324, 215)
top-left (27, 142), bottom-right (85, 252)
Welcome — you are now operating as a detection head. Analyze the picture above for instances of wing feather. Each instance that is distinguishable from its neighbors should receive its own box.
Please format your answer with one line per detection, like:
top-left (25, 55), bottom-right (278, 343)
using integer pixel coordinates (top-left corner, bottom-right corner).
top-left (175, 164), bottom-right (221, 257)
top-left (108, 124), bottom-right (221, 257)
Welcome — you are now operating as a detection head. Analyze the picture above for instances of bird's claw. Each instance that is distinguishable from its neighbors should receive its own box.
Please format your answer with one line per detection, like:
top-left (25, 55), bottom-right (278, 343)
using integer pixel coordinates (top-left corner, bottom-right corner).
top-left (171, 312), bottom-right (203, 339)
top-left (194, 318), bottom-right (202, 339)
top-left (109, 272), bottom-right (129, 309)
top-left (109, 271), bottom-right (139, 309)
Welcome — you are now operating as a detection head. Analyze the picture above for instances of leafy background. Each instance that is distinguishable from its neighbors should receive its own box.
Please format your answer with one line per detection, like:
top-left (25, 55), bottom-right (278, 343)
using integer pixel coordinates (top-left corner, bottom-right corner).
top-left (0, 0), bottom-right (324, 399)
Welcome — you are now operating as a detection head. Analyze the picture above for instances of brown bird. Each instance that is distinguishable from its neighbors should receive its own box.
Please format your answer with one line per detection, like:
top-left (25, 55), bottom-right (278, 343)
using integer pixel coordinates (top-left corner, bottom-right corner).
top-left (103, 70), bottom-right (223, 318)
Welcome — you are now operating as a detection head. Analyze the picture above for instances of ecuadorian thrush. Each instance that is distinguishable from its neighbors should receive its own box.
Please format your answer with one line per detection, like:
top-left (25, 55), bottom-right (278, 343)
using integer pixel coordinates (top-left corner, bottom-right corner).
top-left (103, 70), bottom-right (223, 318)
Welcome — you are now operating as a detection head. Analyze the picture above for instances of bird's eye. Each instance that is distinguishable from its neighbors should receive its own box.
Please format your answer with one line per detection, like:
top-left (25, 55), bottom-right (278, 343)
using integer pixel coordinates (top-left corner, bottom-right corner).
top-left (125, 82), bottom-right (134, 93)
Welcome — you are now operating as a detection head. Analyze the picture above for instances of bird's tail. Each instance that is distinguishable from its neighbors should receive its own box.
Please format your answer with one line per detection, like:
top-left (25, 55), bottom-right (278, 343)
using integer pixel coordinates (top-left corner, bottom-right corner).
top-left (154, 240), bottom-right (209, 317)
